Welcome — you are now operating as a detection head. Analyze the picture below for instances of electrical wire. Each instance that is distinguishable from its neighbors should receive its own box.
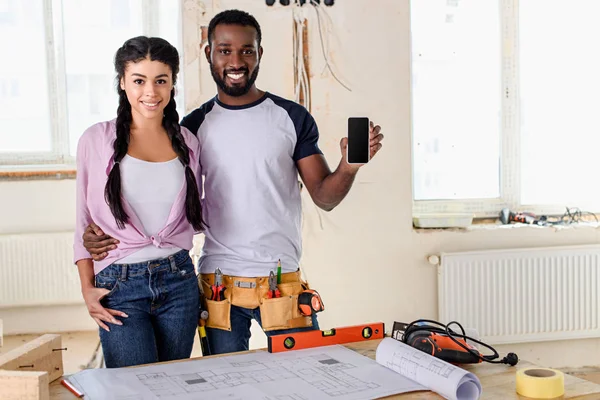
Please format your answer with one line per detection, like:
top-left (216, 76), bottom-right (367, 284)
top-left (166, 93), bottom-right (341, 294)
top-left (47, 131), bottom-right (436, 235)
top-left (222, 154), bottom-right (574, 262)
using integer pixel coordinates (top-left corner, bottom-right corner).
top-left (561, 206), bottom-right (598, 224)
top-left (291, 0), bottom-right (352, 105)
top-left (528, 206), bottom-right (599, 226)
top-left (401, 319), bottom-right (519, 366)
top-left (292, 5), bottom-right (311, 110)
top-left (310, 2), bottom-right (352, 92)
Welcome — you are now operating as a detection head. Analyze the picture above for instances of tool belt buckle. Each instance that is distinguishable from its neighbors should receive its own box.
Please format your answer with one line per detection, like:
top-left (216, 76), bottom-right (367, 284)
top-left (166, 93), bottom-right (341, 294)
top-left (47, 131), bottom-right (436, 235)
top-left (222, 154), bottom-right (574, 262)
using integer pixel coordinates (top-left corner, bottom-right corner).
top-left (234, 280), bottom-right (256, 289)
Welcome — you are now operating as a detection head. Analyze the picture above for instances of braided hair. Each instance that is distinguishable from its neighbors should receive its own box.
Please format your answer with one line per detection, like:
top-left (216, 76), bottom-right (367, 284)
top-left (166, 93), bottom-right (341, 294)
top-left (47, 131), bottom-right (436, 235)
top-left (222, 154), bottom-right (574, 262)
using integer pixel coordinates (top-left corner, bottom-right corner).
top-left (105, 36), bottom-right (205, 231)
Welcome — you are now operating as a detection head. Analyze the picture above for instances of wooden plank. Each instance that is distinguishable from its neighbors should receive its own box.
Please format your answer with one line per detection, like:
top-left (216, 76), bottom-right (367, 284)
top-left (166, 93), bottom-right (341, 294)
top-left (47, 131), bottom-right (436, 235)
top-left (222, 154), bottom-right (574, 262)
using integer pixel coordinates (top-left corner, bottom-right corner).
top-left (0, 370), bottom-right (50, 400)
top-left (0, 318), bottom-right (3, 347)
top-left (0, 334), bottom-right (63, 382)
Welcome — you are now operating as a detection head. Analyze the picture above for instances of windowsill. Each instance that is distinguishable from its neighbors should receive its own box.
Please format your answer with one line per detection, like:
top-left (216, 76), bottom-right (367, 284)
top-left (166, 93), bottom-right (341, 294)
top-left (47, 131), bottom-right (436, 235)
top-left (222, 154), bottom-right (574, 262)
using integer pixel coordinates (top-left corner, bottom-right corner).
top-left (0, 165), bottom-right (76, 181)
top-left (414, 219), bottom-right (600, 233)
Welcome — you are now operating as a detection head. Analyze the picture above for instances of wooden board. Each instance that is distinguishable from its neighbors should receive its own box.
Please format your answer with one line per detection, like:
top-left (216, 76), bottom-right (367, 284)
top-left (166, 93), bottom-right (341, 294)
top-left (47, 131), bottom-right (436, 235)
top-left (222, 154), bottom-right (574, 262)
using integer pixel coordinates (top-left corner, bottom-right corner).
top-left (0, 334), bottom-right (63, 382)
top-left (0, 370), bottom-right (50, 400)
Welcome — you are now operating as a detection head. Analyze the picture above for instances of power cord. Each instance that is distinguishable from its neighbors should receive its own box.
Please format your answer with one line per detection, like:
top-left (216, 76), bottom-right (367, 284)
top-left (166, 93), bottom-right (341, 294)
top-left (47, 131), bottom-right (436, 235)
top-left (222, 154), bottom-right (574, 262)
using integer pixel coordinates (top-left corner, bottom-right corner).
top-left (561, 206), bottom-right (598, 224)
top-left (500, 206), bottom-right (598, 226)
top-left (537, 207), bottom-right (598, 226)
top-left (310, 1), bottom-right (352, 92)
top-left (401, 319), bottom-right (519, 366)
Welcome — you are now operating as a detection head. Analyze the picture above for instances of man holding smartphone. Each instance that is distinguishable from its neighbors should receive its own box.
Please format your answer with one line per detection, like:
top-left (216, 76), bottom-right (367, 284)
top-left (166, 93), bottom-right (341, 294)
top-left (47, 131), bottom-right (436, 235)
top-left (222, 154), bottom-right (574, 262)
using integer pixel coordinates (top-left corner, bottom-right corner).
top-left (81, 9), bottom-right (383, 355)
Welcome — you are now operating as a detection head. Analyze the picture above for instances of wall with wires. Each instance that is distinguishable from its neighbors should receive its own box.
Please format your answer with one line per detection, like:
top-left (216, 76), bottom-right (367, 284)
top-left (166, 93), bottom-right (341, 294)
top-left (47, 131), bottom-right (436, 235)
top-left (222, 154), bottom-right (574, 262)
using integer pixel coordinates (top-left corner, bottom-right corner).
top-left (289, 0), bottom-right (349, 113)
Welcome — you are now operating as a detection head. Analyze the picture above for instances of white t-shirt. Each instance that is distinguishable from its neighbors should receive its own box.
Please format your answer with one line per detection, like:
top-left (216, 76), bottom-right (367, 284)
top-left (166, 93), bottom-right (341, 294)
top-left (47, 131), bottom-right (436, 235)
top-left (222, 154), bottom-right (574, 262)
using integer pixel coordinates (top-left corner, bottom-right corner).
top-left (181, 92), bottom-right (322, 277)
top-left (116, 154), bottom-right (184, 263)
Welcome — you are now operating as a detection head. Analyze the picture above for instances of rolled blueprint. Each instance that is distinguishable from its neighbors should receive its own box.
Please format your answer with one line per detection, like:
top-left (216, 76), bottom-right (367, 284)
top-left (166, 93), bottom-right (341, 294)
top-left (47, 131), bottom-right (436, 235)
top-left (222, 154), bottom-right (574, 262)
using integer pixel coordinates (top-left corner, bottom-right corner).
top-left (375, 338), bottom-right (482, 400)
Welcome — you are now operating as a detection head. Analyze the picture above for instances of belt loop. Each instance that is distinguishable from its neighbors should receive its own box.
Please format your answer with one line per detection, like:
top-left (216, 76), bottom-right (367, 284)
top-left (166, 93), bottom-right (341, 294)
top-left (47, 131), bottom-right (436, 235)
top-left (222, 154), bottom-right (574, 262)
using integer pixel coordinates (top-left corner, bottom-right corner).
top-left (120, 265), bottom-right (128, 282)
top-left (169, 254), bottom-right (177, 273)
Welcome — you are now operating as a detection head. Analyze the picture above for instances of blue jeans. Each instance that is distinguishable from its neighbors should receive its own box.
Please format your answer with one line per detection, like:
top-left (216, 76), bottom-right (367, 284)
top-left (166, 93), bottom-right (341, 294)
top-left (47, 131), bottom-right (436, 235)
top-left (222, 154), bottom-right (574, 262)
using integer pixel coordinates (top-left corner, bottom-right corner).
top-left (95, 249), bottom-right (200, 368)
top-left (205, 305), bottom-right (319, 355)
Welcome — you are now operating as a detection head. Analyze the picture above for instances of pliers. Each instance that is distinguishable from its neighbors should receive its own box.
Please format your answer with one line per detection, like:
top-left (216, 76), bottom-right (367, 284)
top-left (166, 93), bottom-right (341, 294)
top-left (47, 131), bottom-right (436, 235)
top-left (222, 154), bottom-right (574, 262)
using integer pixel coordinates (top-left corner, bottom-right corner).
top-left (267, 271), bottom-right (281, 299)
top-left (210, 268), bottom-right (226, 301)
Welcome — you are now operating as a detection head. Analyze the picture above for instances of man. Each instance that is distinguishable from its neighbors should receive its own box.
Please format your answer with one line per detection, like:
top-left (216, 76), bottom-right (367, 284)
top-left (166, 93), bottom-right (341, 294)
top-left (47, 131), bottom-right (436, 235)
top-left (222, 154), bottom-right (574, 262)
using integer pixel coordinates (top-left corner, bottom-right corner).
top-left (82, 9), bottom-right (383, 355)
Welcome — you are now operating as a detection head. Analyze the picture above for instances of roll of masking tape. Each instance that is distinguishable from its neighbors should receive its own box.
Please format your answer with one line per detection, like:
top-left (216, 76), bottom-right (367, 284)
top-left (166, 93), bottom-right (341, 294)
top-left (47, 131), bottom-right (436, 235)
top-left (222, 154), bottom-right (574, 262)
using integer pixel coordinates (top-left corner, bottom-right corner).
top-left (516, 368), bottom-right (564, 399)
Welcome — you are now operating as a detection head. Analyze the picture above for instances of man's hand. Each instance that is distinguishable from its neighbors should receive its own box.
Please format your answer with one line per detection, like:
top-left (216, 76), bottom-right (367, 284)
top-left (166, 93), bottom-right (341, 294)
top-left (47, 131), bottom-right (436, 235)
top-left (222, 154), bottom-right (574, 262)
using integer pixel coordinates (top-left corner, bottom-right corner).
top-left (340, 121), bottom-right (384, 171)
top-left (83, 223), bottom-right (119, 261)
top-left (82, 287), bottom-right (127, 332)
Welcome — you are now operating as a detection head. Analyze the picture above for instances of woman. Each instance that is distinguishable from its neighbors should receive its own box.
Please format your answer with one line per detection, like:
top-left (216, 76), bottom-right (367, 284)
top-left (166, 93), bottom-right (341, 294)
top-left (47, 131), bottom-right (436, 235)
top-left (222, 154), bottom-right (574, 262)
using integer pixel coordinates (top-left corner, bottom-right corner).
top-left (73, 36), bottom-right (204, 368)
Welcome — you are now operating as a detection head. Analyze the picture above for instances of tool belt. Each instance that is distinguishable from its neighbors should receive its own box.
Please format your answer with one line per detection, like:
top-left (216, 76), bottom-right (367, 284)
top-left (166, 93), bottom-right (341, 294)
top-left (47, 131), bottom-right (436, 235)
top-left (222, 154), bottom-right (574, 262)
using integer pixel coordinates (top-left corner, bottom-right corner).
top-left (199, 270), bottom-right (314, 332)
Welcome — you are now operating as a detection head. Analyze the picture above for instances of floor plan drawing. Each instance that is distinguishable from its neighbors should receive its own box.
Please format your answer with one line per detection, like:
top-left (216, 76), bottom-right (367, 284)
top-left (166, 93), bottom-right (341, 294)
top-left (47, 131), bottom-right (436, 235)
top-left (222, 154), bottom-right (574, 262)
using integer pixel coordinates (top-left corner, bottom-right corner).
top-left (132, 353), bottom-right (382, 398)
top-left (68, 345), bottom-right (425, 400)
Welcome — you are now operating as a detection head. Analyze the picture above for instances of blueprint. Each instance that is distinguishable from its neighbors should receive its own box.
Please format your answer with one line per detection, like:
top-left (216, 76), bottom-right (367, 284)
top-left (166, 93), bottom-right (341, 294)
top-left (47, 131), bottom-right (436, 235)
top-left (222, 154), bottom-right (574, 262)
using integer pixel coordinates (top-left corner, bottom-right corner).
top-left (67, 345), bottom-right (425, 400)
top-left (376, 338), bottom-right (482, 400)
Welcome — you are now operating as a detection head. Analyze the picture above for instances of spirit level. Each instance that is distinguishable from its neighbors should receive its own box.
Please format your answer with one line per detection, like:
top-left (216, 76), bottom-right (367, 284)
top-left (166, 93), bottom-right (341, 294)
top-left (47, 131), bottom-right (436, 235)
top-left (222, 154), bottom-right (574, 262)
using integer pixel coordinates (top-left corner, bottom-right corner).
top-left (268, 323), bottom-right (385, 353)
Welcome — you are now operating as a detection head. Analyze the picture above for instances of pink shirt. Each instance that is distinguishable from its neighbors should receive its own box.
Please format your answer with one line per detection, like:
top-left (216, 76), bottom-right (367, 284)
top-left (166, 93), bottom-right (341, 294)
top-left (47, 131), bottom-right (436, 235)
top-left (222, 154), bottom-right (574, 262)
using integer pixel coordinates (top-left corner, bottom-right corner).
top-left (73, 119), bottom-right (202, 274)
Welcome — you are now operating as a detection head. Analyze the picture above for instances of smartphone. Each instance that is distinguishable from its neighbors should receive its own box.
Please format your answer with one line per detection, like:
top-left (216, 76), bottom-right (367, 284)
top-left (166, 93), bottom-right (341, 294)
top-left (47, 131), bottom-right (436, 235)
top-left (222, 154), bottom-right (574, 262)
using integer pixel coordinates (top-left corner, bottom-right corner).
top-left (347, 117), bottom-right (370, 164)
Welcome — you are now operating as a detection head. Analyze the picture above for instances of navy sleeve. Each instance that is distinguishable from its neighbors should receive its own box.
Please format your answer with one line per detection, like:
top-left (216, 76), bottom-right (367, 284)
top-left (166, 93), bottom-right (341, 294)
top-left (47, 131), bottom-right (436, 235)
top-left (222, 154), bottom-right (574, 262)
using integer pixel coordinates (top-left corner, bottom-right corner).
top-left (180, 99), bottom-right (215, 136)
top-left (268, 94), bottom-right (323, 161)
top-left (292, 111), bottom-right (322, 161)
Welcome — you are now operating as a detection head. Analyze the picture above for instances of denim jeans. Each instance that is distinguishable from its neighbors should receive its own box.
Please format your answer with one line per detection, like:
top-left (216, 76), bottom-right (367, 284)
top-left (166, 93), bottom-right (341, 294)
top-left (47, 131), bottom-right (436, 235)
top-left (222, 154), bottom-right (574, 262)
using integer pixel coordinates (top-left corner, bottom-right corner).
top-left (205, 305), bottom-right (319, 355)
top-left (95, 249), bottom-right (200, 368)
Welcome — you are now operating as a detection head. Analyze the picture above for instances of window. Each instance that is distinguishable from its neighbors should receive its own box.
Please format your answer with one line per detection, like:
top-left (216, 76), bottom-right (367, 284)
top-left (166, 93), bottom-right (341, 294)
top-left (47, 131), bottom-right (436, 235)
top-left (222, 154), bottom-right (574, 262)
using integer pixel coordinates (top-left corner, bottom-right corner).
top-left (411, 0), bottom-right (600, 217)
top-left (0, 0), bottom-right (184, 169)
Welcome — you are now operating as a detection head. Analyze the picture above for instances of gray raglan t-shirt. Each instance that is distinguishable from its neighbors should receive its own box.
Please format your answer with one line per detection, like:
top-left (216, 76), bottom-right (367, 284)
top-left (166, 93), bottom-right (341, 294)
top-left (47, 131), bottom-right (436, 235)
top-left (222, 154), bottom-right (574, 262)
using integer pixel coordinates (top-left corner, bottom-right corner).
top-left (181, 92), bottom-right (322, 277)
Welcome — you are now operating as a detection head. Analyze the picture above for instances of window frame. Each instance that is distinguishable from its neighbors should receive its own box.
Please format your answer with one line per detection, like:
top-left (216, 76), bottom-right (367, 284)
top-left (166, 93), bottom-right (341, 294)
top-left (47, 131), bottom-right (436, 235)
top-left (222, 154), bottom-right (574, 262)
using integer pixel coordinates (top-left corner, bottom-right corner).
top-left (0, 0), bottom-right (178, 171)
top-left (412, 0), bottom-right (588, 218)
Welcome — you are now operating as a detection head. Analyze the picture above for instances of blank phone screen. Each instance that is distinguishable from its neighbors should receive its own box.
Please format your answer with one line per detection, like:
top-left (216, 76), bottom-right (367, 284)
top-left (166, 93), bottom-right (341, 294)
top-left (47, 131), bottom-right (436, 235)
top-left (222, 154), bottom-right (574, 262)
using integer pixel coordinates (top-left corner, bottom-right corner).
top-left (347, 117), bottom-right (370, 164)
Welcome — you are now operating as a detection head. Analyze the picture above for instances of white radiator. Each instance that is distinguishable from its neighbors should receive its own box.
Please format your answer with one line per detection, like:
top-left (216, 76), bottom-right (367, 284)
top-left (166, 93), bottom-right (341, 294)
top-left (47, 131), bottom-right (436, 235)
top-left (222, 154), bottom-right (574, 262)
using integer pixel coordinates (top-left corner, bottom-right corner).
top-left (0, 232), bottom-right (82, 308)
top-left (438, 245), bottom-right (600, 345)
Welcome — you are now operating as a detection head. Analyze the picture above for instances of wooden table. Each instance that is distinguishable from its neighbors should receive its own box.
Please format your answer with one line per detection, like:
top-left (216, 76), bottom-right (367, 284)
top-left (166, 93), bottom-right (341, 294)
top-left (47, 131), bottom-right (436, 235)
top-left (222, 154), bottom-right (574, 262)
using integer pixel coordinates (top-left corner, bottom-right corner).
top-left (49, 339), bottom-right (600, 399)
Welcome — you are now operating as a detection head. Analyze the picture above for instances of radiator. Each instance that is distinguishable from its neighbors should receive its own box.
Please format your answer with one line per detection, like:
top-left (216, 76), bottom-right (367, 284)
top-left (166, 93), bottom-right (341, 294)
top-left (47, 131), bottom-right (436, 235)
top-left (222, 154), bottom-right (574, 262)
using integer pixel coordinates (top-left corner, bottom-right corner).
top-left (438, 245), bottom-right (600, 345)
top-left (0, 232), bottom-right (82, 308)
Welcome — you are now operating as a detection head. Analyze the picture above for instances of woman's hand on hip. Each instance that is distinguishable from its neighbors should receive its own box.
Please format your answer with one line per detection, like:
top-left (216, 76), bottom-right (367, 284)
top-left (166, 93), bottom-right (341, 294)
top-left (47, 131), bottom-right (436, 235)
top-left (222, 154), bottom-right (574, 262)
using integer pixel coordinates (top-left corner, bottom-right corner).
top-left (82, 287), bottom-right (128, 332)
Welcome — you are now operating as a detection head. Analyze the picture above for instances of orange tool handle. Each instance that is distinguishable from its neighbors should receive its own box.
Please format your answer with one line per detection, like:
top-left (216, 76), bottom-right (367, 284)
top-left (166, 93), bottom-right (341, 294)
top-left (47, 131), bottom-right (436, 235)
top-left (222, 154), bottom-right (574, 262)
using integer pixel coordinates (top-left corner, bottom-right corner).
top-left (211, 285), bottom-right (225, 301)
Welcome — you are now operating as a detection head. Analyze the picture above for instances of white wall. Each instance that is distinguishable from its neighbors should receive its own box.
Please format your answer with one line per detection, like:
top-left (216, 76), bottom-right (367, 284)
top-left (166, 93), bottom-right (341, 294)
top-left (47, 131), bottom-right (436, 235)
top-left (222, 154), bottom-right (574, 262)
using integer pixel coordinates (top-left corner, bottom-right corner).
top-left (2, 0), bottom-right (600, 368)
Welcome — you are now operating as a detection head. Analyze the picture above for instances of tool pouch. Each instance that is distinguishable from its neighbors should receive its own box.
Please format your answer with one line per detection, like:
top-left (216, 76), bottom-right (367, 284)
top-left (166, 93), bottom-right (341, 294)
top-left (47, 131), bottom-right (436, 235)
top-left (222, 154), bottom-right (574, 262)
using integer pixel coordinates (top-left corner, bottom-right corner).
top-left (260, 296), bottom-right (294, 331)
top-left (199, 279), bottom-right (232, 331)
top-left (231, 276), bottom-right (261, 309)
top-left (260, 280), bottom-right (313, 332)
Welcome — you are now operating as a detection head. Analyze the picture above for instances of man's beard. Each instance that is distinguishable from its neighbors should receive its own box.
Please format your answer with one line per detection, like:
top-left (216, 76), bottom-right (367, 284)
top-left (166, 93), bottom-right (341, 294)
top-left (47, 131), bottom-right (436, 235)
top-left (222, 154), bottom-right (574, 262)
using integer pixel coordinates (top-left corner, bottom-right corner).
top-left (210, 62), bottom-right (260, 97)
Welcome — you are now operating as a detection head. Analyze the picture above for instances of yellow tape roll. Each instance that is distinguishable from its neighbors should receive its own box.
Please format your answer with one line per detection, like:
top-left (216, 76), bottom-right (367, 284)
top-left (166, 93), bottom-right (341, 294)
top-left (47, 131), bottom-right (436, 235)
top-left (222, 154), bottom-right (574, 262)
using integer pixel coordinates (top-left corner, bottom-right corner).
top-left (516, 368), bottom-right (564, 399)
